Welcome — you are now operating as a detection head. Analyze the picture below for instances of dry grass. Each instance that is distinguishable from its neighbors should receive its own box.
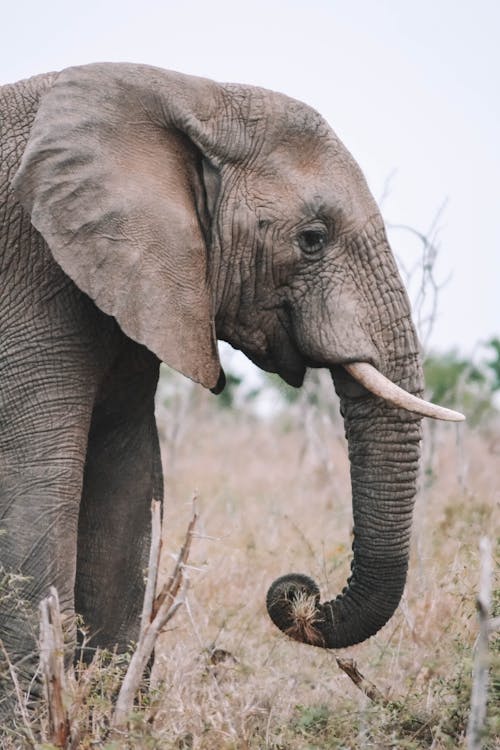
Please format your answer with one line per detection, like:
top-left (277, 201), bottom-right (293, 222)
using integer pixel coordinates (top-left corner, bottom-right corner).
top-left (149, 374), bottom-right (500, 749)
top-left (1, 370), bottom-right (499, 748)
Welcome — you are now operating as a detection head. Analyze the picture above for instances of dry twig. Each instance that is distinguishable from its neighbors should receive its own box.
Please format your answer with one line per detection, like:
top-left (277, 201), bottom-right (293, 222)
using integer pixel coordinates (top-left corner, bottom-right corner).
top-left (139, 499), bottom-right (163, 640)
top-left (39, 587), bottom-right (70, 748)
top-left (0, 638), bottom-right (37, 745)
top-left (466, 537), bottom-right (493, 750)
top-left (112, 498), bottom-right (197, 729)
top-left (335, 657), bottom-right (389, 705)
top-left (388, 201), bottom-right (449, 354)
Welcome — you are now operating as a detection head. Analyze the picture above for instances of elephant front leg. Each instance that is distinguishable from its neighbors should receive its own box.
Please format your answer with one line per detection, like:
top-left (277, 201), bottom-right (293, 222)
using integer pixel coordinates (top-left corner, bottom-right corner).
top-left (75, 340), bottom-right (163, 656)
top-left (0, 416), bottom-right (93, 716)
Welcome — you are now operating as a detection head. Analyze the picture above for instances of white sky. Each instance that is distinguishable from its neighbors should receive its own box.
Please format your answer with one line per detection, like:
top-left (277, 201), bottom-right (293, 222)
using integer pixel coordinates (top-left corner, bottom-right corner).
top-left (2, 0), bottom-right (499, 356)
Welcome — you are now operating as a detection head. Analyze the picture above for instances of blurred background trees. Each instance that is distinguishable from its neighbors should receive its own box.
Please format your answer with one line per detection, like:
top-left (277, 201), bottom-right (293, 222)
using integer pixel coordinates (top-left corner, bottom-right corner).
top-left (424, 339), bottom-right (500, 424)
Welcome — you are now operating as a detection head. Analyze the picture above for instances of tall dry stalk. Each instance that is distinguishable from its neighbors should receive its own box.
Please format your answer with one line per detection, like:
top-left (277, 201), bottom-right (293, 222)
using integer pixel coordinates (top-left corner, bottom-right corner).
top-left (112, 499), bottom-right (197, 729)
top-left (466, 537), bottom-right (493, 750)
top-left (39, 587), bottom-right (70, 748)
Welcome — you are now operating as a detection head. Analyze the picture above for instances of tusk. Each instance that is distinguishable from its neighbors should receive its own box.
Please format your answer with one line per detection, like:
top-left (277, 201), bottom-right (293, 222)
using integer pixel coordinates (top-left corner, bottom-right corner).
top-left (344, 362), bottom-right (465, 422)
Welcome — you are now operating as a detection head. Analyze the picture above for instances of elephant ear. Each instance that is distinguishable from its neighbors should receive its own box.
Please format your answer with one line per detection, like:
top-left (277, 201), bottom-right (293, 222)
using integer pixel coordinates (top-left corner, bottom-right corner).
top-left (12, 63), bottom-right (234, 390)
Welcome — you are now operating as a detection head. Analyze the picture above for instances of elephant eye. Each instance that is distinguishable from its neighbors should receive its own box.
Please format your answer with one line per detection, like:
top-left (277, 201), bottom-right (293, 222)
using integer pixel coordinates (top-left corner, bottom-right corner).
top-left (297, 229), bottom-right (328, 256)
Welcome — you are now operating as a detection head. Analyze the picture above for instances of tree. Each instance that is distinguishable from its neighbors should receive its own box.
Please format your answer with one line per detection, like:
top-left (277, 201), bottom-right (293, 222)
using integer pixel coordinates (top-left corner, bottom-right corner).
top-left (424, 341), bottom-right (499, 424)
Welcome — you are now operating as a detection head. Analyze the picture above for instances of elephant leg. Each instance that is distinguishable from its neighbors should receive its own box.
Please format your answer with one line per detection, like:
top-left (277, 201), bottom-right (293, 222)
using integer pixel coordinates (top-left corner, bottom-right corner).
top-left (75, 340), bottom-right (162, 656)
top-left (0, 371), bottom-right (98, 714)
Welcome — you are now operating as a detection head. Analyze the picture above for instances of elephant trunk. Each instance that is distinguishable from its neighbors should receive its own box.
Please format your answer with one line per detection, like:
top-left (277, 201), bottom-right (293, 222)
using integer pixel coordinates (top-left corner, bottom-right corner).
top-left (266, 369), bottom-right (422, 649)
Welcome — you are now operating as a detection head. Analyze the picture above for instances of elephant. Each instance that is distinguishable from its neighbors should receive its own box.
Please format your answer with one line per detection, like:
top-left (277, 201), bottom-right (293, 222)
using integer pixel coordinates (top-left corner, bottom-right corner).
top-left (0, 62), bottom-right (463, 707)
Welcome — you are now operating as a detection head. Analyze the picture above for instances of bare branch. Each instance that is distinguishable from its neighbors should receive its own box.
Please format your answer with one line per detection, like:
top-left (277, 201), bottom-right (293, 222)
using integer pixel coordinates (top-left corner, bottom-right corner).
top-left (466, 537), bottom-right (493, 750)
top-left (39, 587), bottom-right (70, 748)
top-left (140, 499), bottom-right (162, 640)
top-left (388, 200), bottom-right (449, 353)
top-left (378, 168), bottom-right (398, 208)
top-left (112, 500), bottom-right (198, 729)
top-left (336, 657), bottom-right (389, 705)
top-left (153, 502), bottom-right (197, 618)
top-left (0, 639), bottom-right (36, 745)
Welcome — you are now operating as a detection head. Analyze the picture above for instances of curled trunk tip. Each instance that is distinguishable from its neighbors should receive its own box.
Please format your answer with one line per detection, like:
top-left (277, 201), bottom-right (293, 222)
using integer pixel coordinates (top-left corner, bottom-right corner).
top-left (266, 567), bottom-right (407, 649)
top-left (266, 573), bottom-right (325, 647)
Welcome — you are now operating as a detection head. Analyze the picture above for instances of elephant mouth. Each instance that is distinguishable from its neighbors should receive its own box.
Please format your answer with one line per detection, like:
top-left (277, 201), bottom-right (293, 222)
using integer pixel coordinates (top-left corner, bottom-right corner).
top-left (340, 361), bottom-right (465, 422)
top-left (242, 335), bottom-right (307, 388)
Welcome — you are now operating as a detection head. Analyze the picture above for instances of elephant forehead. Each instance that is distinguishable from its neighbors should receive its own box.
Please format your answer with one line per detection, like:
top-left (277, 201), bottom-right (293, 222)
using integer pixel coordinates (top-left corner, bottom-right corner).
top-left (246, 155), bottom-right (377, 227)
top-left (249, 126), bottom-right (371, 193)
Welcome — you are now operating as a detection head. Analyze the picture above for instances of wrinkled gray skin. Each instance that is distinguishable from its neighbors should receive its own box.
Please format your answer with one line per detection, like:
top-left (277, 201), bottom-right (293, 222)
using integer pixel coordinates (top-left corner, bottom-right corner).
top-left (0, 64), bottom-right (422, 707)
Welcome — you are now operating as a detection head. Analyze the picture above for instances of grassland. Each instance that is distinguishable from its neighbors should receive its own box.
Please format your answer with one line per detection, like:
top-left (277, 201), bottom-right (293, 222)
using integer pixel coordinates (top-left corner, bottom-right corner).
top-left (2, 369), bottom-right (499, 748)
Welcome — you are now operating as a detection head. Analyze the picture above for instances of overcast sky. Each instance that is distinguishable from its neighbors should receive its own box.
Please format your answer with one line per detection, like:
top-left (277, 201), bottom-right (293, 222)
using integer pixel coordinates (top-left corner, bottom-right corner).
top-left (2, 0), bottom-right (498, 358)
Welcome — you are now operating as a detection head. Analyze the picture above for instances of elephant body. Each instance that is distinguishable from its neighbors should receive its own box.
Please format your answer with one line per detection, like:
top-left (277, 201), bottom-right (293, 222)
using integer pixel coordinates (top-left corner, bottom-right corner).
top-left (1, 74), bottom-right (163, 699)
top-left (0, 63), bottom-right (460, 714)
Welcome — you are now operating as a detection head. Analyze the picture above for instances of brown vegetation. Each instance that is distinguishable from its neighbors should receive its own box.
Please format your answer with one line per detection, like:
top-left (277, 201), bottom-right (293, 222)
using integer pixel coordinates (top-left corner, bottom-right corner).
top-left (149, 371), bottom-right (499, 749)
top-left (1, 368), bottom-right (499, 748)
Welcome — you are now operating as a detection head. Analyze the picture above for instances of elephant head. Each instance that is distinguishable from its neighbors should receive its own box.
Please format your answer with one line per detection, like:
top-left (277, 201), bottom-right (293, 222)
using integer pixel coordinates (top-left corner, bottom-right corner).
top-left (12, 63), bottom-right (463, 649)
